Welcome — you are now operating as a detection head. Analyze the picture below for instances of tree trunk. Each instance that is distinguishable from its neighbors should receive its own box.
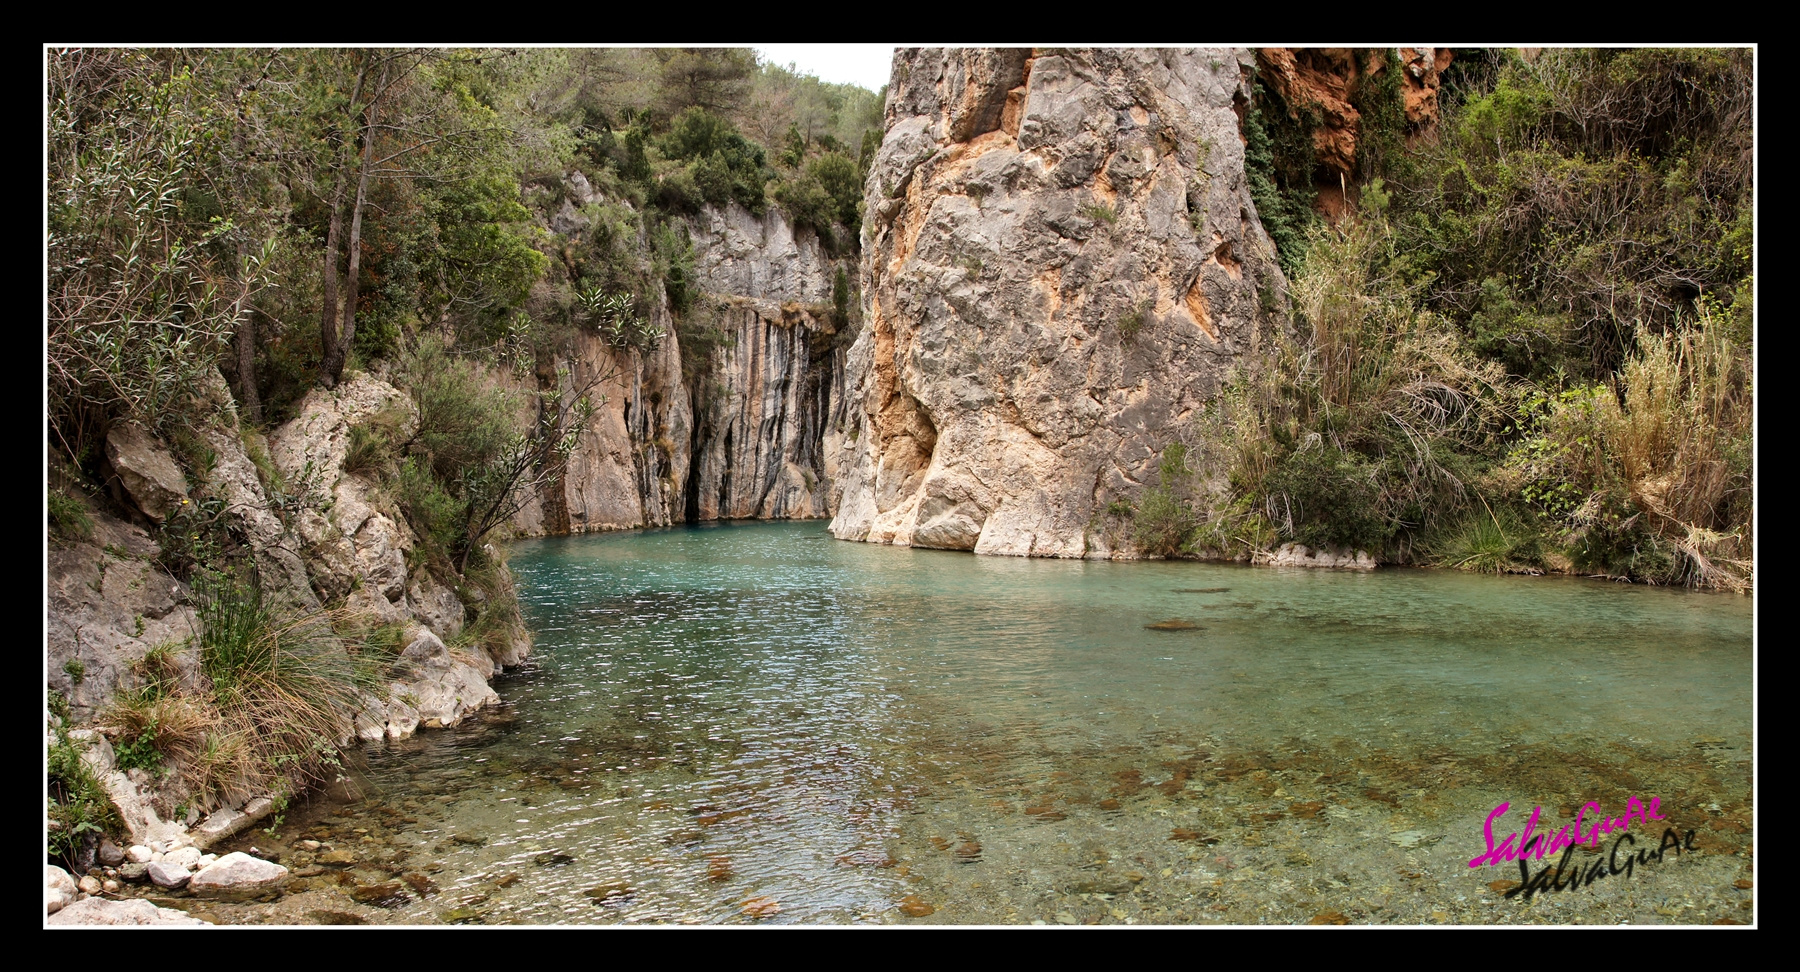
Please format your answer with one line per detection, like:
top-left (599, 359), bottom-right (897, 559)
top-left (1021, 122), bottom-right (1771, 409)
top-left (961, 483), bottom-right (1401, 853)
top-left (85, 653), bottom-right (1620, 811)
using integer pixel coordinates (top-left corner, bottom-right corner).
top-left (318, 56), bottom-right (369, 389)
top-left (232, 239), bottom-right (262, 424)
top-left (323, 68), bottom-right (382, 387)
top-left (317, 178), bottom-right (346, 387)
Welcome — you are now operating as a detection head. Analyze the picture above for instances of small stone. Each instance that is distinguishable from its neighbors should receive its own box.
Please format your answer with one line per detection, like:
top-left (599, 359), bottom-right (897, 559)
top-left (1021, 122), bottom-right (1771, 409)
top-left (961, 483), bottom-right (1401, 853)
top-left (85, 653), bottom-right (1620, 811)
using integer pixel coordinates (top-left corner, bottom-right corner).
top-left (118, 862), bottom-right (150, 882)
top-left (348, 881), bottom-right (407, 905)
top-left (898, 895), bottom-right (935, 917)
top-left (78, 875), bottom-right (102, 895)
top-left (147, 861), bottom-right (191, 889)
top-left (296, 840), bottom-right (322, 851)
top-left (741, 895), bottom-right (781, 918)
top-left (98, 840), bottom-right (125, 866)
top-left (103, 880), bottom-right (120, 893)
top-left (1309, 909), bottom-right (1351, 925)
top-left (584, 882), bottom-right (632, 901)
top-left (165, 846), bottom-right (203, 869)
top-left (318, 850), bottom-right (357, 865)
top-left (126, 845), bottom-right (153, 864)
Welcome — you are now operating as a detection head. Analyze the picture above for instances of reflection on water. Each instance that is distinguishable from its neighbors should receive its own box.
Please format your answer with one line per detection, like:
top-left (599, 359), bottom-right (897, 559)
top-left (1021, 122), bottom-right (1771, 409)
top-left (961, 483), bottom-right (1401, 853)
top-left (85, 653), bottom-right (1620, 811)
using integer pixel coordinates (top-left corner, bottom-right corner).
top-left (245, 522), bottom-right (1754, 925)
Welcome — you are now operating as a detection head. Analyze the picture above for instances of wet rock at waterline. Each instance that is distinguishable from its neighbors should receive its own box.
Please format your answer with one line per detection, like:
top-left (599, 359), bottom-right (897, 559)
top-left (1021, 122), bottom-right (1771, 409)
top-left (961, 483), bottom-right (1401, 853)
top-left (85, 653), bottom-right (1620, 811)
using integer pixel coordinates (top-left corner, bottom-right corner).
top-left (1253, 543), bottom-right (1375, 570)
top-left (47, 897), bottom-right (208, 926)
top-left (189, 852), bottom-right (290, 899)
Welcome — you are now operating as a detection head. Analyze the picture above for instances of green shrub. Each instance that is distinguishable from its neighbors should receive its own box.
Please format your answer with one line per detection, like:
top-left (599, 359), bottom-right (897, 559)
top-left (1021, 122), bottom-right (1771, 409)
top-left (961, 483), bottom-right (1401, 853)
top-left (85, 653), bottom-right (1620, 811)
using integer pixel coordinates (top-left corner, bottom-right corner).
top-left (48, 489), bottom-right (93, 540)
top-left (1263, 446), bottom-right (1389, 552)
top-left (193, 572), bottom-right (368, 792)
top-left (1117, 300), bottom-right (1153, 343)
top-left (1132, 444), bottom-right (1203, 556)
top-left (47, 727), bottom-right (121, 869)
top-left (1428, 504), bottom-right (1543, 574)
top-left (1079, 202), bottom-right (1118, 225)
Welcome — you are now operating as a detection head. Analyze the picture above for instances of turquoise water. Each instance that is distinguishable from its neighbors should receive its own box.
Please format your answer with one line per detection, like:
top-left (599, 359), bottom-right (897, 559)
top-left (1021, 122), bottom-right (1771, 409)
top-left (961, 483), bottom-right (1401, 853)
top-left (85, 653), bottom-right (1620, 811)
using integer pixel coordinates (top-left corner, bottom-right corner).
top-left (268, 522), bottom-right (1754, 924)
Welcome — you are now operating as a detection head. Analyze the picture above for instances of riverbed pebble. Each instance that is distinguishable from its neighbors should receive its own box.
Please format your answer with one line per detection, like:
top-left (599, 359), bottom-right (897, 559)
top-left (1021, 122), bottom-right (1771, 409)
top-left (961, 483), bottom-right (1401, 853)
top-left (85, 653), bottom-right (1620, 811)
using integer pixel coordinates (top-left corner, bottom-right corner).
top-left (146, 861), bottom-right (191, 888)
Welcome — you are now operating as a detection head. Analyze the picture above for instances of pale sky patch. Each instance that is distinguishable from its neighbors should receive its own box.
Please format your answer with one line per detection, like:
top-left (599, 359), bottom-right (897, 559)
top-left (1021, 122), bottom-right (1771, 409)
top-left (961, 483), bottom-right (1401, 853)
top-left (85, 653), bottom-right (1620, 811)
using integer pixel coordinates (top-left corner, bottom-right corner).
top-left (754, 45), bottom-right (895, 93)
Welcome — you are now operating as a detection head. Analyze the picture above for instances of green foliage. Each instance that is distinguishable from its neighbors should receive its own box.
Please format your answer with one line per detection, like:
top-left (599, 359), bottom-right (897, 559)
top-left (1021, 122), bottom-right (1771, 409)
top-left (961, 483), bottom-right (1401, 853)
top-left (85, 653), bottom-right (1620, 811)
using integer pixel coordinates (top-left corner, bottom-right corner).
top-left (47, 727), bottom-right (121, 868)
top-left (775, 151), bottom-right (862, 245)
top-left (344, 405), bottom-right (409, 478)
top-left (397, 455), bottom-right (464, 573)
top-left (1387, 47), bottom-right (1753, 378)
top-left (657, 222), bottom-right (698, 316)
top-left (1131, 444), bottom-right (1204, 557)
top-left (832, 266), bottom-right (852, 326)
top-left (1427, 503), bottom-right (1544, 574)
top-left (113, 727), bottom-right (166, 774)
top-left (400, 337), bottom-right (515, 481)
top-left (1117, 300), bottom-right (1153, 343)
top-left (1264, 446), bottom-right (1389, 551)
top-left (1079, 202), bottom-right (1118, 225)
top-left (576, 287), bottom-right (665, 352)
top-left (191, 571), bottom-right (368, 791)
top-left (1243, 75), bottom-right (1321, 278)
top-left (49, 489), bottom-right (93, 540)
top-left (63, 658), bottom-right (86, 686)
top-left (156, 494), bottom-right (231, 578)
top-left (47, 49), bottom-right (273, 461)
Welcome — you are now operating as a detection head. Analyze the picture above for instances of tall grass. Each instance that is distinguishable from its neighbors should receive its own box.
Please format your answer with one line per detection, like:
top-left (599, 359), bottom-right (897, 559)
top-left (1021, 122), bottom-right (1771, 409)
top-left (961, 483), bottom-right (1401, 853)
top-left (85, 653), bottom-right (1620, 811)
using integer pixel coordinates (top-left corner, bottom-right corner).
top-left (1200, 215), bottom-right (1509, 558)
top-left (1518, 310), bottom-right (1752, 589)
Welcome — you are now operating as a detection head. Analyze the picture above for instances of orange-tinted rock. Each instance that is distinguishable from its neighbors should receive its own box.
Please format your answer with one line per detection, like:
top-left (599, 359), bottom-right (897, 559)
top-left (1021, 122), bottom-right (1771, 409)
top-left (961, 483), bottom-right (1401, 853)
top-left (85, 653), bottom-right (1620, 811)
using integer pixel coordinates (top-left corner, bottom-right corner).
top-left (899, 895), bottom-right (936, 917)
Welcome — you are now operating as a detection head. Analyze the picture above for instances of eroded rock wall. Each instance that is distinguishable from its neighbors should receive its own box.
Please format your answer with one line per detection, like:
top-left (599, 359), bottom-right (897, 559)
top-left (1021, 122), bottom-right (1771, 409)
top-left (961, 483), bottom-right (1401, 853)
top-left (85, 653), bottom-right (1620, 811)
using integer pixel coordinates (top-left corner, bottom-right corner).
top-left (831, 48), bottom-right (1289, 558)
top-left (512, 198), bottom-right (849, 534)
top-left (682, 205), bottom-right (848, 521)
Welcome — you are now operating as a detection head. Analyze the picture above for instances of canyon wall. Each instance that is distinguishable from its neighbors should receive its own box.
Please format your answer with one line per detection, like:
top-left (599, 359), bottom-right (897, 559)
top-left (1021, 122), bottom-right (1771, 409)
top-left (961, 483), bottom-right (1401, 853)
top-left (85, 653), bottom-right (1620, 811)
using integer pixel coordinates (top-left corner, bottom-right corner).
top-left (830, 48), bottom-right (1290, 557)
top-left (512, 199), bottom-right (849, 535)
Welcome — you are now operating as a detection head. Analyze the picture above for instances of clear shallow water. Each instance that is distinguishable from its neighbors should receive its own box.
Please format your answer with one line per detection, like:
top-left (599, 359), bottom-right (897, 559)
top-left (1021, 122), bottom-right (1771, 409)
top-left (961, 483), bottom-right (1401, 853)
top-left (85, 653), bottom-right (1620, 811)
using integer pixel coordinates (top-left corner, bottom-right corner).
top-left (241, 522), bottom-right (1754, 925)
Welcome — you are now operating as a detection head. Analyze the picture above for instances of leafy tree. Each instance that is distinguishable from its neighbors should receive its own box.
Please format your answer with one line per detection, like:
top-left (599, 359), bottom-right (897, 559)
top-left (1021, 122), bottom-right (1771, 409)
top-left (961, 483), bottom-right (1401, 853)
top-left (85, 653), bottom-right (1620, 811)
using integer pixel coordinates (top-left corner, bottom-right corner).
top-left (47, 48), bottom-right (273, 461)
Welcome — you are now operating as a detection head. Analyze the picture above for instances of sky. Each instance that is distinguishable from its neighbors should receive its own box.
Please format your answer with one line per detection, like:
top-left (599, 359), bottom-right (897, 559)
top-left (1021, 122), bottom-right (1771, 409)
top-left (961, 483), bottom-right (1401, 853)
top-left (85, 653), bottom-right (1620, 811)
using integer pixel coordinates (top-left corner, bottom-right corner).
top-left (753, 45), bottom-right (895, 93)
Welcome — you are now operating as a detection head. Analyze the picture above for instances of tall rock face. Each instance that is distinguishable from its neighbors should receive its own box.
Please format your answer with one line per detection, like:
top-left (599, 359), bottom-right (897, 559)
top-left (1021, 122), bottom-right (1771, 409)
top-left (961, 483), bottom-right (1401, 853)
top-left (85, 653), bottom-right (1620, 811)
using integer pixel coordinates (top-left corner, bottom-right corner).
top-left (682, 205), bottom-right (848, 522)
top-left (1255, 47), bottom-right (1451, 219)
top-left (831, 48), bottom-right (1289, 558)
top-left (513, 200), bottom-right (849, 534)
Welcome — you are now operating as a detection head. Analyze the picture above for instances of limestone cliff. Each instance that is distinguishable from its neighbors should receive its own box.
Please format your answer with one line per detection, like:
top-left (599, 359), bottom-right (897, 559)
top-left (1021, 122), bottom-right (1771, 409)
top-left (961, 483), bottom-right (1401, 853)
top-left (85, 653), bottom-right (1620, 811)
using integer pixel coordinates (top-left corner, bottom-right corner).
top-left (512, 197), bottom-right (850, 534)
top-left (830, 48), bottom-right (1289, 558)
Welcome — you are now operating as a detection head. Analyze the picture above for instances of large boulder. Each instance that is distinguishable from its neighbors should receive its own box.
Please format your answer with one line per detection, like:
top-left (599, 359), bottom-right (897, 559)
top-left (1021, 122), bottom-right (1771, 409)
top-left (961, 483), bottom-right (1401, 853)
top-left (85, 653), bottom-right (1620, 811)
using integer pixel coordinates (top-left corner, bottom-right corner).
top-left (46, 897), bottom-right (208, 925)
top-left (45, 865), bottom-right (77, 915)
top-left (188, 851), bottom-right (289, 899)
top-left (104, 424), bottom-right (190, 522)
top-left (831, 48), bottom-right (1289, 559)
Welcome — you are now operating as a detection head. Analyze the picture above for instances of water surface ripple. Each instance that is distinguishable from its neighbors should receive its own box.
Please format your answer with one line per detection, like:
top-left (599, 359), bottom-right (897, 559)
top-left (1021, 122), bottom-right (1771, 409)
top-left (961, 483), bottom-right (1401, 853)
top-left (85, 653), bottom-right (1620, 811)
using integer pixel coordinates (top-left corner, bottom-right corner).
top-left (246, 522), bottom-right (1753, 925)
